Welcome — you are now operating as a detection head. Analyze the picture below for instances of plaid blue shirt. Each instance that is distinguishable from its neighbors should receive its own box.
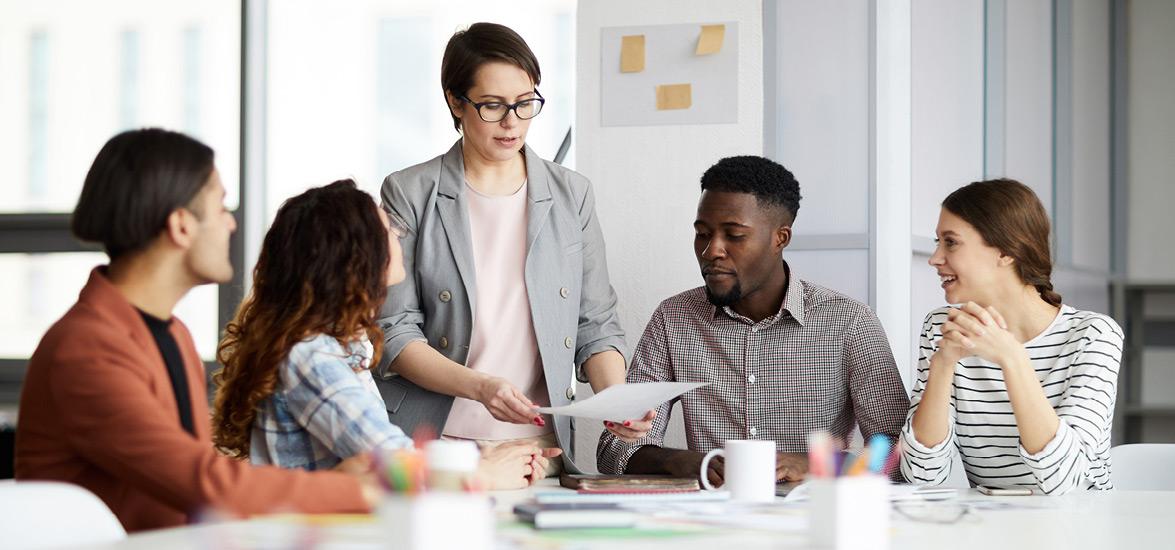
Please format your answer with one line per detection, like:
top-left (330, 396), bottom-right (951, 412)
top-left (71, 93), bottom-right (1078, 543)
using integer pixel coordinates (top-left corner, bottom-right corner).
top-left (250, 334), bottom-right (412, 470)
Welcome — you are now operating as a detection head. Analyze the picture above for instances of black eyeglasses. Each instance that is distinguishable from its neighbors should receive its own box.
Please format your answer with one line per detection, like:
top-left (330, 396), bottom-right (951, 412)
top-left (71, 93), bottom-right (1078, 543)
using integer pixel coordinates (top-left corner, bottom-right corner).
top-left (458, 90), bottom-right (545, 123)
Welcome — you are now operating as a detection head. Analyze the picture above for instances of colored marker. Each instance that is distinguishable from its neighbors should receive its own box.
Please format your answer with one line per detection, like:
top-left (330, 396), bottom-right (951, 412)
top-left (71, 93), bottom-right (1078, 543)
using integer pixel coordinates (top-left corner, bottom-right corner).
top-left (807, 432), bottom-right (833, 478)
top-left (867, 434), bottom-right (892, 474)
top-left (847, 449), bottom-right (870, 476)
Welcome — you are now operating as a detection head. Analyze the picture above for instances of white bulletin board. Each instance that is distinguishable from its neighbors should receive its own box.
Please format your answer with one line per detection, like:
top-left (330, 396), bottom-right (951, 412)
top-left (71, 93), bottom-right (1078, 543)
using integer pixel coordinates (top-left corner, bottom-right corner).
top-left (600, 22), bottom-right (739, 126)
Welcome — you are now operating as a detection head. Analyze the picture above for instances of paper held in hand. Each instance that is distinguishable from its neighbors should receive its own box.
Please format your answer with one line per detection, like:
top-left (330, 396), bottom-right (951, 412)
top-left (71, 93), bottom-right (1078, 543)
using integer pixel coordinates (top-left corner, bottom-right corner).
top-left (536, 382), bottom-right (708, 421)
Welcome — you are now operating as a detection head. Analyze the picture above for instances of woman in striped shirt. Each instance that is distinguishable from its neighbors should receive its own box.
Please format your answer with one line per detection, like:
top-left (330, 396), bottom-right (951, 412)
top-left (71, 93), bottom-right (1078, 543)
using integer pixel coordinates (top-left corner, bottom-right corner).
top-left (901, 179), bottom-right (1123, 494)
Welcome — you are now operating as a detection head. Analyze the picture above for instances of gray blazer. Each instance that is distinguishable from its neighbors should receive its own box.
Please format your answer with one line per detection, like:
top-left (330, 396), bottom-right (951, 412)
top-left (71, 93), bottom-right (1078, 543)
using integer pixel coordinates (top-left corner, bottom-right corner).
top-left (373, 139), bottom-right (627, 471)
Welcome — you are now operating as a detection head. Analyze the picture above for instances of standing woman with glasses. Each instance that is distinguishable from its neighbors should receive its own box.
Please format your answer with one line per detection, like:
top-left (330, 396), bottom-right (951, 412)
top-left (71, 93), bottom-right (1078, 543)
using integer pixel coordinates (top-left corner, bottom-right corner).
top-left (373, 23), bottom-right (653, 474)
top-left (900, 179), bottom-right (1123, 494)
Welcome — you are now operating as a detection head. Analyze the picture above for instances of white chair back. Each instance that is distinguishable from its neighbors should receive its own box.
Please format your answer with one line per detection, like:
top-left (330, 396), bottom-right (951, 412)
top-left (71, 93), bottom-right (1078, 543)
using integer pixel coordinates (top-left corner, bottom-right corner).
top-left (0, 481), bottom-right (126, 549)
top-left (1111, 443), bottom-right (1175, 490)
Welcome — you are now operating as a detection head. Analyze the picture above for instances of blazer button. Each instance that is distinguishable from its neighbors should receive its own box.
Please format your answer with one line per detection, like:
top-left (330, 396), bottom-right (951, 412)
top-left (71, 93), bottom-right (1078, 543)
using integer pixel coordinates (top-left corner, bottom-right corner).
top-left (566, 386), bottom-right (576, 400)
top-left (564, 337), bottom-right (573, 349)
top-left (439, 290), bottom-right (452, 303)
top-left (439, 336), bottom-right (449, 349)
top-left (559, 287), bottom-right (569, 298)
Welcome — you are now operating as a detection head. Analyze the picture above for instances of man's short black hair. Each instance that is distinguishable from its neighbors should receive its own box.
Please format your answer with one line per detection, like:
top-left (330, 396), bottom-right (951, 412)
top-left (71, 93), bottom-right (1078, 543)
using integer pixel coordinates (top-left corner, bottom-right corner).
top-left (71, 128), bottom-right (215, 260)
top-left (699, 155), bottom-right (802, 224)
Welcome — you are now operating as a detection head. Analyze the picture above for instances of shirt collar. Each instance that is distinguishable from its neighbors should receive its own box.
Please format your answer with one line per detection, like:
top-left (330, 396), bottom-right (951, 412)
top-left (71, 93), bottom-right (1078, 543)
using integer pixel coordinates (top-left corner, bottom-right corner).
top-left (782, 263), bottom-right (806, 325)
top-left (713, 261), bottom-right (807, 327)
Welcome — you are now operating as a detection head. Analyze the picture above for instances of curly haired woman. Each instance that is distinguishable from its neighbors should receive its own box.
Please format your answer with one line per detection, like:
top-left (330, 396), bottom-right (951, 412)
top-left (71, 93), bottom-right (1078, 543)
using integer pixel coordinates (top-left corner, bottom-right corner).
top-left (213, 180), bottom-right (557, 489)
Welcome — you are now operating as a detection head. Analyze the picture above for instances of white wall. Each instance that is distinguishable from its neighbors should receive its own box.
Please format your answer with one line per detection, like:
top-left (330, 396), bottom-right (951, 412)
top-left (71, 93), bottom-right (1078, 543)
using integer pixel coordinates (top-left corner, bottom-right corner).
top-left (577, 0), bottom-right (763, 342)
top-left (1002, 0), bottom-right (1053, 206)
top-left (769, 0), bottom-right (875, 348)
top-left (908, 0), bottom-right (984, 380)
top-left (1068, 0), bottom-right (1112, 273)
top-left (910, 0), bottom-right (984, 242)
top-left (772, 0), bottom-right (869, 237)
top-left (1128, 0), bottom-right (1175, 281)
top-left (1047, 0), bottom-right (1112, 313)
top-left (575, 0), bottom-right (763, 469)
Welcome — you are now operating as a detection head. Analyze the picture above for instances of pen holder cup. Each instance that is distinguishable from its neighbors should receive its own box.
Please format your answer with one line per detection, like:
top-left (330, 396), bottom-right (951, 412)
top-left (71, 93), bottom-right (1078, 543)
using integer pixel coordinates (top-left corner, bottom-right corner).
top-left (378, 493), bottom-right (493, 550)
top-left (809, 475), bottom-right (889, 550)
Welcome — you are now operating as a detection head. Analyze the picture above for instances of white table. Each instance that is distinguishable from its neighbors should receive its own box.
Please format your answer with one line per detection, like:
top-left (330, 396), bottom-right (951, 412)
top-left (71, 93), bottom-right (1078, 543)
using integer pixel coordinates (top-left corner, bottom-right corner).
top-left (85, 484), bottom-right (1175, 549)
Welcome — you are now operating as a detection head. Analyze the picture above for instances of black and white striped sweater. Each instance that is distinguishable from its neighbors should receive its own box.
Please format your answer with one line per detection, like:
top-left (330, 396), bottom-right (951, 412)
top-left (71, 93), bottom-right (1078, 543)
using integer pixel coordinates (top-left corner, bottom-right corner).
top-left (900, 305), bottom-right (1123, 494)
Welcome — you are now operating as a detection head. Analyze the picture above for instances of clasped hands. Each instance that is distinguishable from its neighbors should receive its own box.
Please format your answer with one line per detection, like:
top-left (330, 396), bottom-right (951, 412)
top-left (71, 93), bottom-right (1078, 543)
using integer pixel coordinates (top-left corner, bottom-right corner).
top-left (936, 302), bottom-right (1027, 368)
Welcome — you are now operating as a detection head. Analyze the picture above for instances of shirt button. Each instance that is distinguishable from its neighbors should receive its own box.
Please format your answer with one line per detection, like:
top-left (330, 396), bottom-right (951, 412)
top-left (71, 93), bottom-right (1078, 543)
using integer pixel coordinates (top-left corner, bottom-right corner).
top-left (439, 290), bottom-right (452, 303)
top-left (749, 426), bottom-right (758, 437)
top-left (748, 374), bottom-right (757, 384)
top-left (564, 336), bottom-right (574, 349)
top-left (566, 386), bottom-right (576, 400)
top-left (560, 287), bottom-right (569, 298)
top-left (750, 326), bottom-right (759, 333)
top-left (439, 336), bottom-right (449, 349)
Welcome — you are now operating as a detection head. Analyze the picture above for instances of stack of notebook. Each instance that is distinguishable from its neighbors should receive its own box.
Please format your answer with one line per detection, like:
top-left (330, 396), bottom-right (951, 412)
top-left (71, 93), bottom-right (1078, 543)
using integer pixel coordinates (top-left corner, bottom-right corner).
top-left (559, 473), bottom-right (700, 494)
top-left (515, 476), bottom-right (724, 529)
top-left (513, 502), bottom-right (637, 529)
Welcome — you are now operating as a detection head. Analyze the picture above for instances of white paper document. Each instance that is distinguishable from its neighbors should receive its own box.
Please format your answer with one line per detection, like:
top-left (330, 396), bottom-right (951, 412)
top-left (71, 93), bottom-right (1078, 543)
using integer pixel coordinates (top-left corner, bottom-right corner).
top-left (536, 382), bottom-right (708, 421)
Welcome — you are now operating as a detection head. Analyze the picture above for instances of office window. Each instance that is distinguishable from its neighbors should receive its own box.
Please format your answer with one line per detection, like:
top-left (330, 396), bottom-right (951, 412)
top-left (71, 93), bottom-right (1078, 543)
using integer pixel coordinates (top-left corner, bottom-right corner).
top-left (266, 0), bottom-right (577, 220)
top-left (0, 1), bottom-right (241, 213)
top-left (119, 29), bottom-right (140, 129)
top-left (0, 254), bottom-right (220, 359)
top-left (0, 254), bottom-right (102, 359)
top-left (183, 26), bottom-right (203, 136)
top-left (28, 30), bottom-right (49, 204)
top-left (0, 1), bottom-right (241, 363)
top-left (376, 17), bottom-right (432, 178)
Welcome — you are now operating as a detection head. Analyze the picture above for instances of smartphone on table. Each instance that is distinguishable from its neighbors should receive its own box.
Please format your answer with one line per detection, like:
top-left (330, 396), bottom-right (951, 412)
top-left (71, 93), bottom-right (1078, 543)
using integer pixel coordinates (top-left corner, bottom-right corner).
top-left (977, 486), bottom-right (1034, 496)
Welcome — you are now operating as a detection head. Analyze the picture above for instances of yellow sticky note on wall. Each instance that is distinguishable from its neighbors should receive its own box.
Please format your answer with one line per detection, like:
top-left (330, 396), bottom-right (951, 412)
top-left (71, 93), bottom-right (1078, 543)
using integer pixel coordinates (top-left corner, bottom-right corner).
top-left (695, 24), bottom-right (725, 55)
top-left (620, 35), bottom-right (645, 73)
top-left (655, 83), bottom-right (692, 110)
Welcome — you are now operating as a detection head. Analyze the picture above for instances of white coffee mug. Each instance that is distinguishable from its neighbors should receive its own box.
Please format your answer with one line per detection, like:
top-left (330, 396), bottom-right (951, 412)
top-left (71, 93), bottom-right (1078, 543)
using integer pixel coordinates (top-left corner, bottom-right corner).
top-left (699, 439), bottom-right (776, 502)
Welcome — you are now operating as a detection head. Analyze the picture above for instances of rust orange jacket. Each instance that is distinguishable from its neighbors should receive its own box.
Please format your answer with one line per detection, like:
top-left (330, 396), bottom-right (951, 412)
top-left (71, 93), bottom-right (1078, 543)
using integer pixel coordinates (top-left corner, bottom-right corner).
top-left (16, 268), bottom-right (367, 532)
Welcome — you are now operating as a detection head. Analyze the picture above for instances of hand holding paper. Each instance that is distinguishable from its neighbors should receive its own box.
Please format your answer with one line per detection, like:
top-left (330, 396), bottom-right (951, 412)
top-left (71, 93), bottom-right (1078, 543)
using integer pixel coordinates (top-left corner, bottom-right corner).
top-left (536, 382), bottom-right (708, 422)
top-left (603, 408), bottom-right (656, 443)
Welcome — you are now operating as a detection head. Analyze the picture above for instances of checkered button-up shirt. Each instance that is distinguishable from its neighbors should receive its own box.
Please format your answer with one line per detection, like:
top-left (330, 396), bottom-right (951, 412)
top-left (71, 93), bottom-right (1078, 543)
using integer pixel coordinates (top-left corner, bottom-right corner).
top-left (250, 334), bottom-right (413, 470)
top-left (597, 269), bottom-right (909, 474)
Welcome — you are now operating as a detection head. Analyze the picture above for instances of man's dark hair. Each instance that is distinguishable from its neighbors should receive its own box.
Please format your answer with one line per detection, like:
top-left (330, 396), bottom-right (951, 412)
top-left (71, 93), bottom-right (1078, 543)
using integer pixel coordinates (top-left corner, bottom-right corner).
top-left (700, 155), bottom-right (802, 224)
top-left (440, 22), bottom-right (542, 132)
top-left (71, 128), bottom-right (215, 260)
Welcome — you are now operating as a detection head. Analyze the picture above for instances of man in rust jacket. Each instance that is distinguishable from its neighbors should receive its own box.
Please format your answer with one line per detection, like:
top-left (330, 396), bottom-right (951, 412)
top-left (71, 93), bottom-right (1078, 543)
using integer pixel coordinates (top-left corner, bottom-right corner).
top-left (16, 129), bottom-right (374, 532)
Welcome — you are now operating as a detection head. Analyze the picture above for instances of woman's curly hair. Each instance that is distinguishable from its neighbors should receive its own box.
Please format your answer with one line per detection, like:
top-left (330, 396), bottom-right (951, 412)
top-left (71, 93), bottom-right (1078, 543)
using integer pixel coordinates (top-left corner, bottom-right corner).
top-left (212, 180), bottom-right (390, 458)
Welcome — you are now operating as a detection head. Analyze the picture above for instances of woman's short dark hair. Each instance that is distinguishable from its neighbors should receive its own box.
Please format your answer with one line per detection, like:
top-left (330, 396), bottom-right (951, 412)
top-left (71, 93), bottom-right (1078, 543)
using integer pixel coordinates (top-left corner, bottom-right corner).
top-left (440, 22), bottom-right (541, 131)
top-left (942, 178), bottom-right (1062, 307)
top-left (71, 128), bottom-right (215, 260)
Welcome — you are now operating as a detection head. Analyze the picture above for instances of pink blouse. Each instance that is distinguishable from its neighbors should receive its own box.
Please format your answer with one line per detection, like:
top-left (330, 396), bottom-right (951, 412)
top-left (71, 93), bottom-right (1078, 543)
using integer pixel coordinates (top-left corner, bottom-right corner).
top-left (442, 181), bottom-right (552, 440)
